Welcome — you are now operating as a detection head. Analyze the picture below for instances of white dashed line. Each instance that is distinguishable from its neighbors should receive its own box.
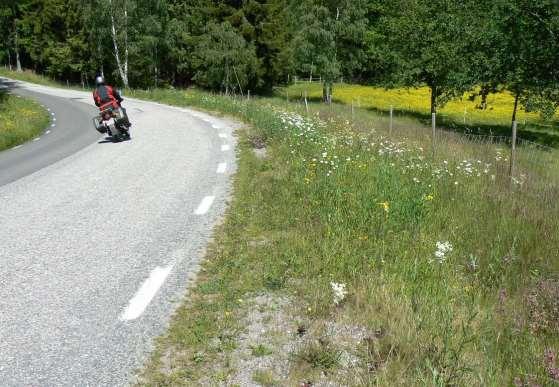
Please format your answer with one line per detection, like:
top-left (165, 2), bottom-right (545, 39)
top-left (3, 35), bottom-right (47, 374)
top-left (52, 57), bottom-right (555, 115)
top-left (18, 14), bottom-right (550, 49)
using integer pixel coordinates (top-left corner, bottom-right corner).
top-left (47, 108), bottom-right (51, 111)
top-left (52, 117), bottom-right (56, 122)
top-left (218, 133), bottom-right (227, 138)
top-left (51, 112), bottom-right (55, 116)
top-left (217, 163), bottom-right (227, 174)
top-left (33, 137), bottom-right (40, 142)
top-left (120, 265), bottom-right (173, 321)
top-left (13, 145), bottom-right (22, 150)
top-left (45, 130), bottom-right (51, 134)
top-left (51, 124), bottom-right (56, 128)
top-left (194, 196), bottom-right (215, 215)
top-left (221, 144), bottom-right (230, 152)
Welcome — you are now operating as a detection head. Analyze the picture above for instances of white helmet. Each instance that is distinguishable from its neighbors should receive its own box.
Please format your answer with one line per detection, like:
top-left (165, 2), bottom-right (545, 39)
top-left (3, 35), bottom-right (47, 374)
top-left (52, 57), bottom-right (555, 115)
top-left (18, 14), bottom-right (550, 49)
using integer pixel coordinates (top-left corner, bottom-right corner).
top-left (95, 76), bottom-right (105, 86)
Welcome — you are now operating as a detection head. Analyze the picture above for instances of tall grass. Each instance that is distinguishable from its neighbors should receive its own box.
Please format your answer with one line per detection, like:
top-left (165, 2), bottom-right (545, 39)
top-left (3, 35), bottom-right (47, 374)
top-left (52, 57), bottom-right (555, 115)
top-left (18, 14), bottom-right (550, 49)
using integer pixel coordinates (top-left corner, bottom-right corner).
top-left (0, 68), bottom-right (61, 88)
top-left (132, 88), bottom-right (558, 385)
top-left (287, 83), bottom-right (559, 147)
top-left (0, 92), bottom-right (49, 151)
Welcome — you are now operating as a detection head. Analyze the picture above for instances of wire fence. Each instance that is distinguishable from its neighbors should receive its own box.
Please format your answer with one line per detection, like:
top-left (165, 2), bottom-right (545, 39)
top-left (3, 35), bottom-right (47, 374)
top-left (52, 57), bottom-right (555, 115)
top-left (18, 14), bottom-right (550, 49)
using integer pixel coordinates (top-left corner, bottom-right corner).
top-left (275, 90), bottom-right (559, 191)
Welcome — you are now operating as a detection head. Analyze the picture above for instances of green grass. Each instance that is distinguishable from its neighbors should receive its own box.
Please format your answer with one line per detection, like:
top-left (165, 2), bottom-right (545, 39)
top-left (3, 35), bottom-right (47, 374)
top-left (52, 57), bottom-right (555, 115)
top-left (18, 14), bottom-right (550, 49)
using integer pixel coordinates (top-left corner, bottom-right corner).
top-left (252, 369), bottom-right (280, 386)
top-left (0, 68), bottom-right (62, 88)
top-left (286, 82), bottom-right (559, 147)
top-left (0, 92), bottom-right (50, 151)
top-left (250, 344), bottom-right (273, 357)
top-left (128, 88), bottom-right (559, 385)
top-left (4, 69), bottom-right (557, 385)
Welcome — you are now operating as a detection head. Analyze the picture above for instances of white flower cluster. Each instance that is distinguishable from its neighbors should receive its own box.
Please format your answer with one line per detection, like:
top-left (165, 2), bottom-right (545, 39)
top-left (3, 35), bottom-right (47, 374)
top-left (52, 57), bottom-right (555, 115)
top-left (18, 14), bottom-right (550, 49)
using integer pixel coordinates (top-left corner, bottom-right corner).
top-left (277, 111), bottom-right (324, 138)
top-left (433, 241), bottom-right (453, 263)
top-left (511, 173), bottom-right (527, 186)
top-left (495, 149), bottom-right (508, 162)
top-left (330, 282), bottom-right (348, 305)
top-left (274, 108), bottom-right (499, 186)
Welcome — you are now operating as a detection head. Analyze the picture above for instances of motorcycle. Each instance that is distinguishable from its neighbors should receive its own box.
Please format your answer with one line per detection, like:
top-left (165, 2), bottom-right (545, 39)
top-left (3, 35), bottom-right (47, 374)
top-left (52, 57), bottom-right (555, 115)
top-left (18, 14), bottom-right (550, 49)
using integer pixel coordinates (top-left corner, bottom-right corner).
top-left (92, 101), bottom-right (131, 142)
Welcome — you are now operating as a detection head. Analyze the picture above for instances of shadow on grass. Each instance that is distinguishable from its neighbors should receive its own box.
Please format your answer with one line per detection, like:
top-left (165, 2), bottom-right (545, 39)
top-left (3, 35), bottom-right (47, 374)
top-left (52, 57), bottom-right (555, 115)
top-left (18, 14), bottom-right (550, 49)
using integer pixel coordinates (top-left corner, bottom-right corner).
top-left (302, 94), bottom-right (559, 148)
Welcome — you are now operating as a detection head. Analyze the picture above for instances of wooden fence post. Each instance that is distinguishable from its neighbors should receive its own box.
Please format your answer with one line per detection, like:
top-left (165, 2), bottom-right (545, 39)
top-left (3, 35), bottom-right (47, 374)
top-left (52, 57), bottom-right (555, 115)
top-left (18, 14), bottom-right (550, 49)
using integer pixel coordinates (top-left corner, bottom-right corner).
top-left (389, 105), bottom-right (394, 135)
top-left (432, 113), bottom-right (436, 156)
top-left (509, 120), bottom-right (518, 178)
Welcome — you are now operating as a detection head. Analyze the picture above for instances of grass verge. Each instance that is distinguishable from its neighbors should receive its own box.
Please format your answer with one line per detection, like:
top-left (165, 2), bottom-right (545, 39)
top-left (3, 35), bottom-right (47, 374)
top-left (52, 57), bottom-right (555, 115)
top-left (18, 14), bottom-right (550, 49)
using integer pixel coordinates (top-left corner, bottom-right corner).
top-left (0, 92), bottom-right (49, 151)
top-left (0, 68), bottom-right (62, 88)
top-left (131, 89), bottom-right (559, 386)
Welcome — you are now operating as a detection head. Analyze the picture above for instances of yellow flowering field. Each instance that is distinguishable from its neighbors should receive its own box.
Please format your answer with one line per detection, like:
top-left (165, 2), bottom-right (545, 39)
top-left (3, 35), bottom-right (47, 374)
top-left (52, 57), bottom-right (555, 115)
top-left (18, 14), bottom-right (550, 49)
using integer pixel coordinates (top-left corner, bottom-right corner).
top-left (288, 83), bottom-right (559, 132)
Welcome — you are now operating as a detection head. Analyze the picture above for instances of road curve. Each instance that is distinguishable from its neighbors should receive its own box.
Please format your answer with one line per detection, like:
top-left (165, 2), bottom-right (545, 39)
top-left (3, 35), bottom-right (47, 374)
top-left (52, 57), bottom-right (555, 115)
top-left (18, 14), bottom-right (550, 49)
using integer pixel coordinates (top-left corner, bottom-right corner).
top-left (0, 78), bottom-right (101, 186)
top-left (0, 80), bottom-right (238, 385)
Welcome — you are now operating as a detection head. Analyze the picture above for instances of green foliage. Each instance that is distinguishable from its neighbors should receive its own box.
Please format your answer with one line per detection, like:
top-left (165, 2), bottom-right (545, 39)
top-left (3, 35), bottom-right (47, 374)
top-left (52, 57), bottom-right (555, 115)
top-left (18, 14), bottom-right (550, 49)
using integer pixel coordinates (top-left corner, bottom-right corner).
top-left (496, 0), bottom-right (559, 121)
top-left (1, 0), bottom-right (557, 116)
top-left (292, 1), bottom-right (340, 84)
top-left (192, 21), bottom-right (261, 93)
top-left (380, 0), bottom-right (478, 112)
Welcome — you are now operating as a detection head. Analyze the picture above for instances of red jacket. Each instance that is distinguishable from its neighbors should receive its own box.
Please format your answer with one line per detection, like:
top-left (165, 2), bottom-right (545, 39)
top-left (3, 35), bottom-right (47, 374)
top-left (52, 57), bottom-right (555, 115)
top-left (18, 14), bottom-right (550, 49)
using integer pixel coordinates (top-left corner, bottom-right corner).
top-left (93, 85), bottom-right (122, 110)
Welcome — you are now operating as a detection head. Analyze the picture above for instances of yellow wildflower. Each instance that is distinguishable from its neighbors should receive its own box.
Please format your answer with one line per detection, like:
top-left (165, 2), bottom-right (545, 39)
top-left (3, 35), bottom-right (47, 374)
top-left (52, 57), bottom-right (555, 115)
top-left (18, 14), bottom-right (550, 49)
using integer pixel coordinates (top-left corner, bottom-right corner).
top-left (378, 201), bottom-right (390, 213)
top-left (424, 194), bottom-right (434, 201)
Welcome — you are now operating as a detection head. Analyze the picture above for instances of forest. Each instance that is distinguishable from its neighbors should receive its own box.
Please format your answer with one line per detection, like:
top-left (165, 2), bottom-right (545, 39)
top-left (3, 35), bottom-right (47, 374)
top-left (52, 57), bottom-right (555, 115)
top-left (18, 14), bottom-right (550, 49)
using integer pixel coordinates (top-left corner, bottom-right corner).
top-left (1, 0), bottom-right (558, 120)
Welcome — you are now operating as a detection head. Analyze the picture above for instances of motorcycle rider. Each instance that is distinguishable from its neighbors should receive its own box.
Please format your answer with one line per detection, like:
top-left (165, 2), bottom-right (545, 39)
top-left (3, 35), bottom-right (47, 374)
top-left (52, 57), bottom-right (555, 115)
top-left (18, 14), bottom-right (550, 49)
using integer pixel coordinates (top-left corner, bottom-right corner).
top-left (92, 75), bottom-right (131, 128)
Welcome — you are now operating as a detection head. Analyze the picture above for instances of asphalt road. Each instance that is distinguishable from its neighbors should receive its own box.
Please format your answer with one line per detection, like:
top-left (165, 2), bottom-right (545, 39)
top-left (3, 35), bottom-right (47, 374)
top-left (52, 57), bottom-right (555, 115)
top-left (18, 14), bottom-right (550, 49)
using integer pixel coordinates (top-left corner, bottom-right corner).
top-left (0, 78), bottom-right (100, 186)
top-left (0, 80), bottom-right (238, 385)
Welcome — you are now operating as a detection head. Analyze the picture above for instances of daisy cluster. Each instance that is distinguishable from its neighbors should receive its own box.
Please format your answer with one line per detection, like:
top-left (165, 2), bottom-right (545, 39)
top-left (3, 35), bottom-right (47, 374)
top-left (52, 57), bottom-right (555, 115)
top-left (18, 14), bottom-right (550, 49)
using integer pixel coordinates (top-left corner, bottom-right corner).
top-left (432, 241), bottom-right (453, 264)
top-left (270, 108), bottom-right (508, 187)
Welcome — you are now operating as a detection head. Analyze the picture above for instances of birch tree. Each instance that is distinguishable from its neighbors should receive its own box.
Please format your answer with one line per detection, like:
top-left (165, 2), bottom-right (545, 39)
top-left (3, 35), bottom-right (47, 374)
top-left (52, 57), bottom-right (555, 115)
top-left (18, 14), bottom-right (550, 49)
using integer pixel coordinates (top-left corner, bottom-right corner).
top-left (108, 0), bottom-right (130, 88)
top-left (0, 2), bottom-right (23, 71)
top-left (292, 1), bottom-right (339, 102)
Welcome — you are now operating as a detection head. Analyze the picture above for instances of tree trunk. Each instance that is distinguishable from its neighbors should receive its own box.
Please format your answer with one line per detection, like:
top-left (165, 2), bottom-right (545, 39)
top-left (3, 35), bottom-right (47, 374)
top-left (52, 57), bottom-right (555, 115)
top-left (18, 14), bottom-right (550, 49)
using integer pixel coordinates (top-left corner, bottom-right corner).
top-left (153, 46), bottom-right (158, 87)
top-left (109, 0), bottom-right (129, 88)
top-left (322, 82), bottom-right (332, 103)
top-left (15, 51), bottom-right (22, 72)
top-left (509, 92), bottom-right (520, 178)
top-left (511, 91), bottom-right (520, 125)
top-left (97, 36), bottom-right (104, 79)
top-left (430, 85), bottom-right (437, 114)
top-left (14, 27), bottom-right (22, 72)
top-left (123, 0), bottom-right (129, 88)
top-left (480, 86), bottom-right (489, 110)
